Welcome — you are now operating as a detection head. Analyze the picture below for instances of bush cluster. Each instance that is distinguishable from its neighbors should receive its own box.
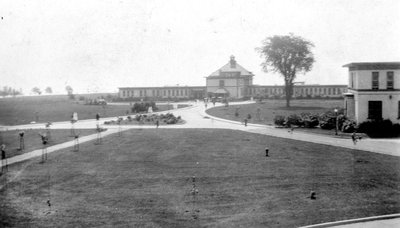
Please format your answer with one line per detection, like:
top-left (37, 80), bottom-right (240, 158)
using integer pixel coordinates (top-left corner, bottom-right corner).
top-left (274, 113), bottom-right (319, 128)
top-left (131, 102), bottom-right (158, 113)
top-left (273, 109), bottom-right (356, 132)
top-left (104, 113), bottom-right (183, 125)
top-left (358, 119), bottom-right (400, 138)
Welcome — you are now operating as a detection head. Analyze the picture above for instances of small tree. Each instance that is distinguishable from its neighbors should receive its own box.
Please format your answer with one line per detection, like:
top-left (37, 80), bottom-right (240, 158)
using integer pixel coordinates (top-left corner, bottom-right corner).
top-left (65, 85), bottom-right (74, 99)
top-left (45, 87), bottom-right (53, 94)
top-left (32, 87), bottom-right (42, 95)
top-left (257, 33), bottom-right (315, 107)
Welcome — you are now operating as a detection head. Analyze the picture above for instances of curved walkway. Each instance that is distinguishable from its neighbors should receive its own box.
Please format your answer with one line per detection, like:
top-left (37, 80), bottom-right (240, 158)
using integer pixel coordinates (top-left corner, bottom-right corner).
top-left (1, 100), bottom-right (399, 227)
top-left (1, 101), bottom-right (399, 168)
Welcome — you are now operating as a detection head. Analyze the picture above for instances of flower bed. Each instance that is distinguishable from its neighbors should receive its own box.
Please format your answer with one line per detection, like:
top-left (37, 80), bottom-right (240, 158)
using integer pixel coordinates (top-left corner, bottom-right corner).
top-left (103, 113), bottom-right (184, 125)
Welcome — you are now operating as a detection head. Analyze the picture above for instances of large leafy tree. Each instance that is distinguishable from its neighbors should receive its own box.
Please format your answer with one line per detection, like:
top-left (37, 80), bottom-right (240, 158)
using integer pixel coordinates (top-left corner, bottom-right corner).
top-left (257, 34), bottom-right (315, 107)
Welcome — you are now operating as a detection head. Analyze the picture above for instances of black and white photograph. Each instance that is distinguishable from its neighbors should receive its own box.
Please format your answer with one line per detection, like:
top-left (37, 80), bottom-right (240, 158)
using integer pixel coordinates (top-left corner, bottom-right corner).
top-left (0, 0), bottom-right (399, 227)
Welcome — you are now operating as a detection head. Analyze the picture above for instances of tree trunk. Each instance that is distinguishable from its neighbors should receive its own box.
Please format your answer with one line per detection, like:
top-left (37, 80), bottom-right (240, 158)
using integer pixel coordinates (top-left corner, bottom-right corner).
top-left (285, 83), bottom-right (291, 107)
top-left (286, 93), bottom-right (290, 107)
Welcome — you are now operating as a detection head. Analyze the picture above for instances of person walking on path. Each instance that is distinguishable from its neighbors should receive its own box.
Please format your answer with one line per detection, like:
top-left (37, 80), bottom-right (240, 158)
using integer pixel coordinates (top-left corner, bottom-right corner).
top-left (156, 119), bottom-right (160, 128)
top-left (1, 144), bottom-right (8, 173)
top-left (244, 118), bottom-right (248, 127)
top-left (351, 132), bottom-right (358, 145)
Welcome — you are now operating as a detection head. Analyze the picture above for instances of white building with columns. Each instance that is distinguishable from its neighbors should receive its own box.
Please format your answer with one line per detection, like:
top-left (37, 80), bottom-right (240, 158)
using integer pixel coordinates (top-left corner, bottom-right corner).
top-left (343, 62), bottom-right (400, 123)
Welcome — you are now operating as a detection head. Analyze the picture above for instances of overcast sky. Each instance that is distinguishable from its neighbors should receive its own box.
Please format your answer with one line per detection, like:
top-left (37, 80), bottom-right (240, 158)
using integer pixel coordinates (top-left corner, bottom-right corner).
top-left (1, 0), bottom-right (399, 94)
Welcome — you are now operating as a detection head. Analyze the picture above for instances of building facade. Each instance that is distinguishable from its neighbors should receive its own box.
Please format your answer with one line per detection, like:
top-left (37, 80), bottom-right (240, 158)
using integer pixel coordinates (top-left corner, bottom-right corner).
top-left (206, 55), bottom-right (254, 99)
top-left (119, 56), bottom-right (347, 100)
top-left (343, 62), bottom-right (400, 124)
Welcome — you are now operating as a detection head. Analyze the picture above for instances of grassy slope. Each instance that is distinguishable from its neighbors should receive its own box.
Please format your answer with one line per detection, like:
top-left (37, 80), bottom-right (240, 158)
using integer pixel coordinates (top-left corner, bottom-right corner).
top-left (0, 96), bottom-right (172, 125)
top-left (0, 129), bottom-right (98, 158)
top-left (0, 129), bottom-right (399, 227)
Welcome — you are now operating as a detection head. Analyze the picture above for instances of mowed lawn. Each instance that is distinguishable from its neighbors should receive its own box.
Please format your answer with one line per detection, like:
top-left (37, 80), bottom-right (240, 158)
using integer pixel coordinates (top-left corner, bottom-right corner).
top-left (207, 99), bottom-right (344, 125)
top-left (0, 129), bottom-right (98, 158)
top-left (1, 129), bottom-right (399, 227)
top-left (0, 95), bottom-right (172, 126)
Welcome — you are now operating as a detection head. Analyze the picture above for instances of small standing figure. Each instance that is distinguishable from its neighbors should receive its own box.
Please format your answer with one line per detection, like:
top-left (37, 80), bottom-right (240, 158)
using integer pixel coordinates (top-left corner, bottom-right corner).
top-left (244, 118), bottom-right (248, 127)
top-left (204, 102), bottom-right (208, 108)
top-left (45, 122), bottom-right (52, 141)
top-left (96, 124), bottom-right (103, 145)
top-left (156, 119), bottom-right (160, 128)
top-left (39, 133), bottom-right (48, 163)
top-left (117, 117), bottom-right (123, 136)
top-left (351, 132), bottom-right (357, 145)
top-left (1, 144), bottom-right (8, 173)
top-left (96, 113), bottom-right (100, 121)
top-left (19, 131), bottom-right (25, 151)
top-left (73, 134), bottom-right (80, 152)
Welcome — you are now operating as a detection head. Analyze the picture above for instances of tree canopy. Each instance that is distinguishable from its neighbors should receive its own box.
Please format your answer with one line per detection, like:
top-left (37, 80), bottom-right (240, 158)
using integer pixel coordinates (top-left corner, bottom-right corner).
top-left (256, 34), bottom-right (315, 107)
top-left (65, 85), bottom-right (73, 95)
top-left (32, 87), bottom-right (42, 95)
top-left (45, 87), bottom-right (53, 94)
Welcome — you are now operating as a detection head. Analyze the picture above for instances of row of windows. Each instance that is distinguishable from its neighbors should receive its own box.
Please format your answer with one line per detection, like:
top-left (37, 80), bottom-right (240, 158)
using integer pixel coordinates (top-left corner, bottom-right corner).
top-left (250, 87), bottom-right (345, 96)
top-left (122, 89), bottom-right (189, 97)
top-left (372, 71), bottom-right (394, 90)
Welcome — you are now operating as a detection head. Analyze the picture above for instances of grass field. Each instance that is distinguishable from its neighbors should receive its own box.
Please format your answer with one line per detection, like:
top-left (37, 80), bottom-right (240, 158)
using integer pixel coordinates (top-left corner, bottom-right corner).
top-left (207, 99), bottom-right (345, 136)
top-left (0, 129), bottom-right (98, 158)
top-left (0, 95), bottom-right (172, 126)
top-left (207, 99), bottom-right (344, 125)
top-left (1, 129), bottom-right (399, 227)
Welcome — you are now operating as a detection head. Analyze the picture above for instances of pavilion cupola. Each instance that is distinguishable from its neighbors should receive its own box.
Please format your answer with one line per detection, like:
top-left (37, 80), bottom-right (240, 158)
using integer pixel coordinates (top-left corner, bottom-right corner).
top-left (230, 55), bottom-right (236, 68)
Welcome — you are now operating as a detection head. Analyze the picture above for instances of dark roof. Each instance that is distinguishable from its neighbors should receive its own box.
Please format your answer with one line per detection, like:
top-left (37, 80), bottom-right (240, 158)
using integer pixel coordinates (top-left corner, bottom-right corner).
top-left (343, 62), bottom-right (400, 70)
top-left (208, 56), bottom-right (254, 77)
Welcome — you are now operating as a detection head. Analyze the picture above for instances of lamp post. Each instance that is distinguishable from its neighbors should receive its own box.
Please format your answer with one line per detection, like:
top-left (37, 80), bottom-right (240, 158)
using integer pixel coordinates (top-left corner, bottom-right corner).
top-left (334, 108), bottom-right (338, 135)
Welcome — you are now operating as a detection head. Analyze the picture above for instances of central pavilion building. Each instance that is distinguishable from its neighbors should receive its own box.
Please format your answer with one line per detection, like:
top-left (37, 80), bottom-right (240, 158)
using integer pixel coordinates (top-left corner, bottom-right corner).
top-left (206, 55), bottom-right (254, 99)
top-left (119, 56), bottom-right (347, 100)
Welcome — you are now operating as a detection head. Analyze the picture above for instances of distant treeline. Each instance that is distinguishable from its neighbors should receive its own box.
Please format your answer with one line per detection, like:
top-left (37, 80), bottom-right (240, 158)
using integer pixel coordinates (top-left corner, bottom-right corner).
top-left (0, 86), bottom-right (23, 97)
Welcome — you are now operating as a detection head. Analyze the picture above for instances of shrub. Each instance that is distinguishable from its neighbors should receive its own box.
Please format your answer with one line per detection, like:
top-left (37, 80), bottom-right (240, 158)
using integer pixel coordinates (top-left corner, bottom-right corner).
top-left (358, 119), bottom-right (400, 138)
top-left (341, 119), bottom-right (356, 133)
top-left (318, 112), bottom-right (336, 130)
top-left (286, 114), bottom-right (303, 127)
top-left (301, 113), bottom-right (319, 128)
top-left (274, 115), bottom-right (286, 126)
top-left (131, 101), bottom-right (158, 113)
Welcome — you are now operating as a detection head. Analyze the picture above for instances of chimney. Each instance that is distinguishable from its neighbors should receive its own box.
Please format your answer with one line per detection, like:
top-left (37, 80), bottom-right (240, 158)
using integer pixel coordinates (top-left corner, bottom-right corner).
top-left (230, 55), bottom-right (236, 68)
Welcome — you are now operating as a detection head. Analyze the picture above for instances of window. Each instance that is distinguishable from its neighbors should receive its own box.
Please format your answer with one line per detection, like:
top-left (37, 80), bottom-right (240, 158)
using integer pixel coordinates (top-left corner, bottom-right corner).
top-left (387, 72), bottom-right (394, 89)
top-left (372, 72), bottom-right (379, 90)
top-left (368, 101), bottom-right (382, 120)
top-left (139, 90), bottom-right (142, 97)
top-left (219, 80), bottom-right (225, 87)
top-left (122, 91), bottom-right (126, 97)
